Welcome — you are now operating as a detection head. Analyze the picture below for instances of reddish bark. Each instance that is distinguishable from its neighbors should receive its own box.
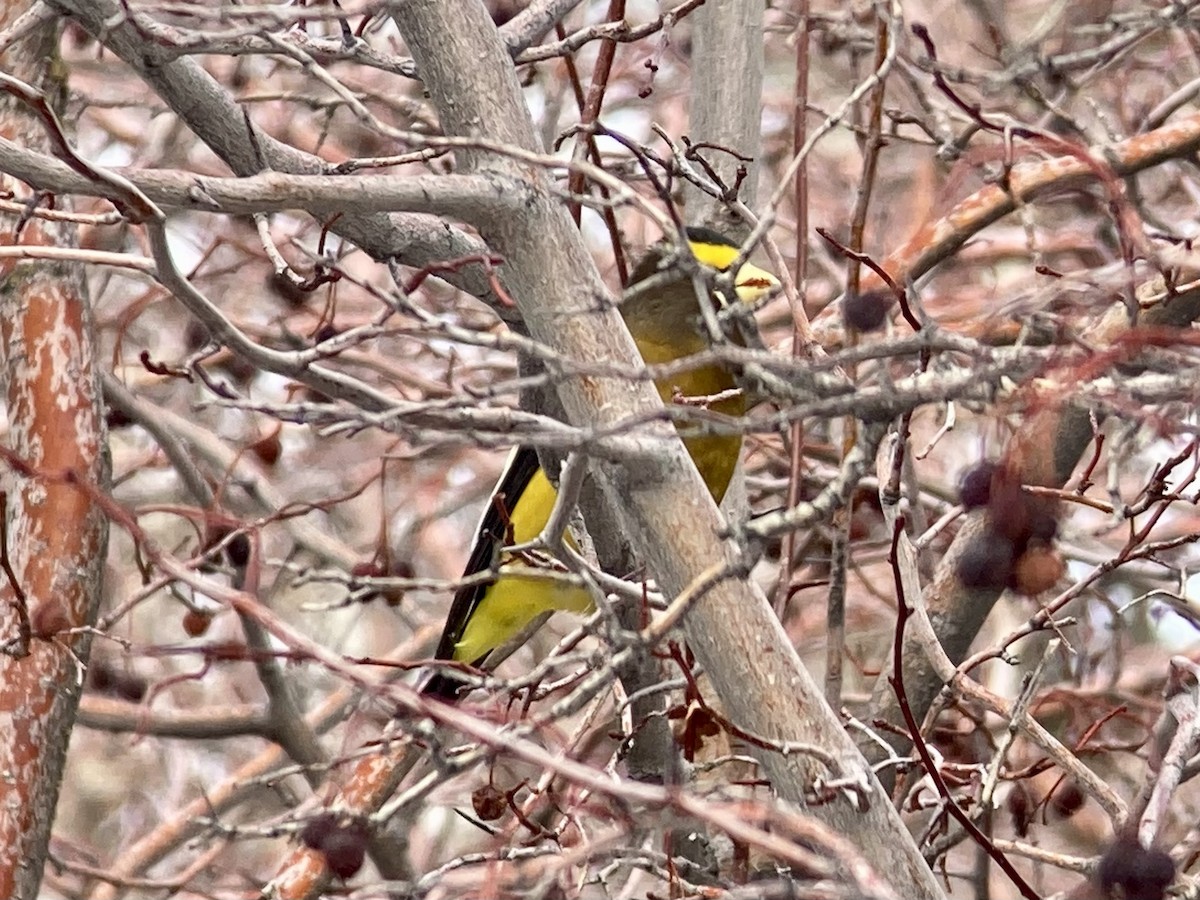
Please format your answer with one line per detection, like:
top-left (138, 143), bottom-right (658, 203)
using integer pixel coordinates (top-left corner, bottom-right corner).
top-left (0, 11), bottom-right (108, 897)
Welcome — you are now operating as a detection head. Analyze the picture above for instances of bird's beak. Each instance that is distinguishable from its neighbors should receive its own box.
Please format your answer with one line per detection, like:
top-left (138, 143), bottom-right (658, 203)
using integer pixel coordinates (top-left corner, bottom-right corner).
top-left (733, 261), bottom-right (780, 304)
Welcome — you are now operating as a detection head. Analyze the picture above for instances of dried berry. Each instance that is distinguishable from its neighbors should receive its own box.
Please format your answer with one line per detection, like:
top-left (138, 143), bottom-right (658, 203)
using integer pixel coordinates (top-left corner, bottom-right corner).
top-left (88, 660), bottom-right (116, 693)
top-left (1049, 780), bottom-right (1084, 820)
top-left (300, 813), bottom-right (368, 880)
top-left (226, 532), bottom-right (251, 569)
top-left (204, 523), bottom-right (249, 568)
top-left (105, 407), bottom-right (133, 430)
top-left (182, 609), bottom-right (212, 637)
top-left (114, 672), bottom-right (148, 703)
top-left (472, 784), bottom-right (506, 821)
top-left (1096, 834), bottom-right (1174, 900)
top-left (299, 812), bottom-right (339, 850)
top-left (487, 0), bottom-right (522, 26)
top-left (958, 461), bottom-right (998, 510)
top-left (184, 319), bottom-right (210, 352)
top-left (321, 821), bottom-right (368, 880)
top-left (955, 531), bottom-right (1015, 589)
top-left (250, 432), bottom-right (282, 466)
top-left (842, 290), bottom-right (891, 332)
top-left (220, 353), bottom-right (258, 385)
top-left (268, 270), bottom-right (310, 308)
top-left (31, 599), bottom-right (71, 640)
top-left (1007, 783), bottom-right (1032, 838)
top-left (1011, 545), bottom-right (1065, 596)
top-left (88, 661), bottom-right (147, 702)
top-left (313, 324), bottom-right (340, 344)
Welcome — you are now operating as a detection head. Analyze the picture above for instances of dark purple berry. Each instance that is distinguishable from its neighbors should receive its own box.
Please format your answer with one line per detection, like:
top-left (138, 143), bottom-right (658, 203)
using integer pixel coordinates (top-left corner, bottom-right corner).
top-left (1050, 780), bottom-right (1084, 819)
top-left (299, 813), bottom-right (338, 850)
top-left (321, 821), bottom-right (368, 880)
top-left (955, 530), bottom-right (1014, 589)
top-left (958, 462), bottom-right (998, 510)
top-left (842, 290), bottom-right (890, 332)
top-left (226, 533), bottom-right (251, 568)
top-left (1096, 834), bottom-right (1174, 900)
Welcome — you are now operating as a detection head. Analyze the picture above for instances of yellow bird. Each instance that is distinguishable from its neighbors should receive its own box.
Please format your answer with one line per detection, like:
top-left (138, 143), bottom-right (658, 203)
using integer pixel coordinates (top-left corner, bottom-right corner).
top-left (424, 227), bottom-right (778, 698)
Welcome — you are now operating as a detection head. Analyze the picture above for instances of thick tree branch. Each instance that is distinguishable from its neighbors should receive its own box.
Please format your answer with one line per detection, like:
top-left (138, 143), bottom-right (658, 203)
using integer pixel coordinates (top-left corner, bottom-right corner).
top-left (0, 11), bottom-right (108, 897)
top-left (0, 138), bottom-right (511, 218)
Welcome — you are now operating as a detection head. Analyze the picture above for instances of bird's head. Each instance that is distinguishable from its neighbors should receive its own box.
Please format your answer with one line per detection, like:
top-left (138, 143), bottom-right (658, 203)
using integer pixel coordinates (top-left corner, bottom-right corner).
top-left (681, 226), bottom-right (780, 306)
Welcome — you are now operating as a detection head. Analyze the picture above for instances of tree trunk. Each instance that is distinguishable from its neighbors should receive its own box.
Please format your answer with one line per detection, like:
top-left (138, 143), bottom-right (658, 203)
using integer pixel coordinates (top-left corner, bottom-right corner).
top-left (0, 10), bottom-right (109, 897)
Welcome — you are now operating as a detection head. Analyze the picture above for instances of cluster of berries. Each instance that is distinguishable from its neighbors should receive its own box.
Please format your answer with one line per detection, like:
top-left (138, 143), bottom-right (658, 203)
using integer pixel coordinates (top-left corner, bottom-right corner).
top-left (955, 461), bottom-right (1064, 595)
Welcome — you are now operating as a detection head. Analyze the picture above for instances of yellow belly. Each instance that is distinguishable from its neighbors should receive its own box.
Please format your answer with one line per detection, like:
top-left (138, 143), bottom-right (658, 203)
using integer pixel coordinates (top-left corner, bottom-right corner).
top-left (454, 395), bottom-right (742, 663)
top-left (681, 431), bottom-right (742, 506)
top-left (453, 468), bottom-right (593, 662)
top-left (652, 353), bottom-right (745, 506)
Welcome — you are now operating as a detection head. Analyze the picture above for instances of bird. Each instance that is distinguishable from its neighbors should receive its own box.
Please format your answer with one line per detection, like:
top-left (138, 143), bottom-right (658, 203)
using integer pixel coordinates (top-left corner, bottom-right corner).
top-left (423, 227), bottom-right (779, 699)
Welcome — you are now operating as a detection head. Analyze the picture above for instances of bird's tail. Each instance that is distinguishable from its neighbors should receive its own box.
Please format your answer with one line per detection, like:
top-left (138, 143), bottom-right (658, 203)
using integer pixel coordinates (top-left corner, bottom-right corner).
top-left (421, 668), bottom-right (469, 701)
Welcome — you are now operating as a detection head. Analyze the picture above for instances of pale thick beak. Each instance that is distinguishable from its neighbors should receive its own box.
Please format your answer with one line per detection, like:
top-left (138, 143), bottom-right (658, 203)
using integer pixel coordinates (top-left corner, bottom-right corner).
top-left (734, 261), bottom-right (780, 303)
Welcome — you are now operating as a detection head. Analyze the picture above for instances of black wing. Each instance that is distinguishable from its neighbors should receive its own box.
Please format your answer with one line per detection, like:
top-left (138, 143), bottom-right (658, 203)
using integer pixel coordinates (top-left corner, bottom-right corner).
top-left (424, 445), bottom-right (541, 698)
